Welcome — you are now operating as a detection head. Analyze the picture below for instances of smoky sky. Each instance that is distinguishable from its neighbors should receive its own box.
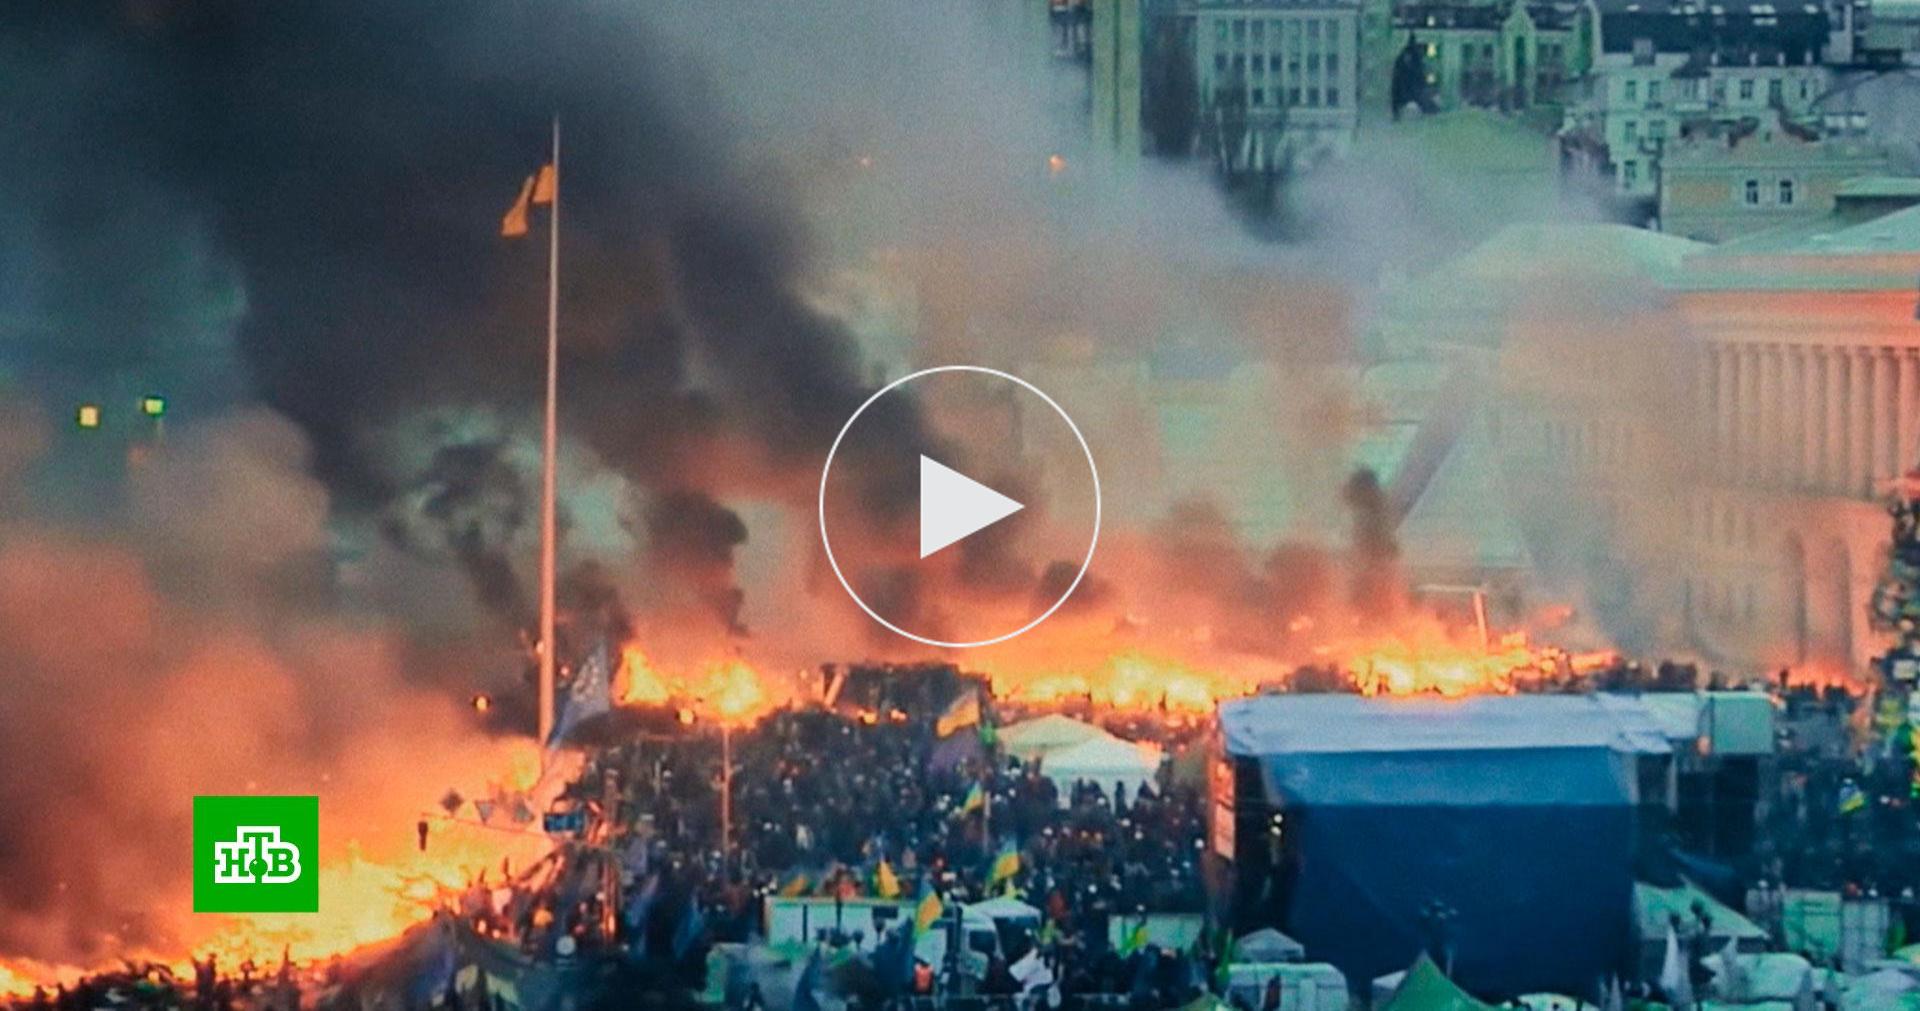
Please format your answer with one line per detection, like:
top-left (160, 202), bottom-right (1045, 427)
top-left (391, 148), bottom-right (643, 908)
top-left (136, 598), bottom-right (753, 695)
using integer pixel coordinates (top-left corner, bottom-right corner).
top-left (4, 0), bottom-right (936, 541)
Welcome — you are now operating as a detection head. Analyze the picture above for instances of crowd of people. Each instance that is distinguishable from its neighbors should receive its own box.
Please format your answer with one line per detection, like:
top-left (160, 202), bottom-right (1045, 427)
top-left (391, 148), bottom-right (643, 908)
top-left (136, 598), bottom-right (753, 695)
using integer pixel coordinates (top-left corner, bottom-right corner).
top-left (448, 668), bottom-right (1218, 1007)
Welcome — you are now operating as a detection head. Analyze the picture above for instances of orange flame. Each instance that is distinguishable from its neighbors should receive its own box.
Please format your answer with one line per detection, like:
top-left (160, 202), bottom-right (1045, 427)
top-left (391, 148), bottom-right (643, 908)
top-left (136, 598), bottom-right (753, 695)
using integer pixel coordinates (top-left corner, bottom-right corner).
top-left (613, 645), bottom-right (777, 726)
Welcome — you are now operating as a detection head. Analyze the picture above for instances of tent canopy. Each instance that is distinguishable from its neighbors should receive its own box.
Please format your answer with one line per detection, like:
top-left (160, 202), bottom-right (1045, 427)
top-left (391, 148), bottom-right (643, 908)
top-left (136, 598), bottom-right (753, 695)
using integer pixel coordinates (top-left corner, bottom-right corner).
top-left (967, 896), bottom-right (1042, 923)
top-left (1220, 694), bottom-right (1672, 759)
top-left (1380, 956), bottom-right (1496, 1011)
top-left (999, 714), bottom-right (1107, 761)
top-left (1635, 879), bottom-right (1768, 943)
top-left (1235, 927), bottom-right (1306, 964)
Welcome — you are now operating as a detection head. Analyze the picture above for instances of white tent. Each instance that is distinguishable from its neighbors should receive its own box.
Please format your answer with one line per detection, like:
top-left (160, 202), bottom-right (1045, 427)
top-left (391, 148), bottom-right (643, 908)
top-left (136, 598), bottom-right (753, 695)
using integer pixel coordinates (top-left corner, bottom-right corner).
top-left (1040, 734), bottom-right (1162, 806)
top-left (1842, 969), bottom-right (1920, 1011)
top-left (1224, 963), bottom-right (1348, 1011)
top-left (967, 896), bottom-right (1042, 925)
top-left (1234, 927), bottom-right (1306, 964)
top-left (999, 714), bottom-right (1108, 763)
top-left (1703, 950), bottom-right (1815, 1003)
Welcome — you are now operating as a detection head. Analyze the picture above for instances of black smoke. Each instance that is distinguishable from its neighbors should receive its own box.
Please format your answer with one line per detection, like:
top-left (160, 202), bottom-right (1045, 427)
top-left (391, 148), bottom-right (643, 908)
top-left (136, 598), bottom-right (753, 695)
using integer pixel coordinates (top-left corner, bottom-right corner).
top-left (4, 1), bottom-right (947, 633)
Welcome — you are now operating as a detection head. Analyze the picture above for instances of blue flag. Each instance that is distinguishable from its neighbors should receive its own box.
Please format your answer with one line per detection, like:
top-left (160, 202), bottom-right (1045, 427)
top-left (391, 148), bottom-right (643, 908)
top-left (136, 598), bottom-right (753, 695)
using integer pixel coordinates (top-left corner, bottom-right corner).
top-left (793, 950), bottom-right (825, 1011)
top-left (550, 638), bottom-right (613, 746)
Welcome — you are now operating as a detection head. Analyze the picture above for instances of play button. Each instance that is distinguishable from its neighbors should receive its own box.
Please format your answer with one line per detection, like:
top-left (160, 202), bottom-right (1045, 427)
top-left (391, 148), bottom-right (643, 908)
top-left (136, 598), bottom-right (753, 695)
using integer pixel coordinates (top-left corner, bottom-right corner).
top-left (920, 455), bottom-right (1024, 559)
top-left (818, 365), bottom-right (1102, 648)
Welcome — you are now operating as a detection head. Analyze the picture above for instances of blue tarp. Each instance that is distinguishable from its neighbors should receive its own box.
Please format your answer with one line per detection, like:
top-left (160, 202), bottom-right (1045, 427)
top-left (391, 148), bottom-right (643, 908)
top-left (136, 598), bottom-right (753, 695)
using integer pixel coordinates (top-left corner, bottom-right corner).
top-left (1218, 696), bottom-right (1660, 997)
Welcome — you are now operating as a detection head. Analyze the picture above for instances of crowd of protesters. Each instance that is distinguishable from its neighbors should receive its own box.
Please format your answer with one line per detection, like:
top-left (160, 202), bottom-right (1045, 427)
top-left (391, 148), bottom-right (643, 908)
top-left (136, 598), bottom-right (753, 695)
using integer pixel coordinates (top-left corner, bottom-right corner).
top-left (452, 666), bottom-right (1218, 1007)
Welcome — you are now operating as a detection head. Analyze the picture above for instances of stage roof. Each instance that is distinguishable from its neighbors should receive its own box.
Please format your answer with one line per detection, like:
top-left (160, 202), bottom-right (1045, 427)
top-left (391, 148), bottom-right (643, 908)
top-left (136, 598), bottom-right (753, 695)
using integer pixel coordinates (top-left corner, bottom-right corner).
top-left (1219, 694), bottom-right (1675, 759)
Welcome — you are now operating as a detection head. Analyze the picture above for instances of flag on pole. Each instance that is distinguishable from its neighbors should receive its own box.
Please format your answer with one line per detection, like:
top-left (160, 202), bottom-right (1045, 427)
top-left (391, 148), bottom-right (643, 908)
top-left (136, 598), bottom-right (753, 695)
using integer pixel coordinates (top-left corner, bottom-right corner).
top-left (549, 637), bottom-right (612, 746)
top-left (913, 882), bottom-right (944, 935)
top-left (501, 163), bottom-right (556, 238)
top-left (501, 175), bottom-right (535, 238)
top-left (987, 840), bottom-right (1021, 886)
top-left (936, 690), bottom-right (981, 738)
top-left (961, 783), bottom-right (986, 815)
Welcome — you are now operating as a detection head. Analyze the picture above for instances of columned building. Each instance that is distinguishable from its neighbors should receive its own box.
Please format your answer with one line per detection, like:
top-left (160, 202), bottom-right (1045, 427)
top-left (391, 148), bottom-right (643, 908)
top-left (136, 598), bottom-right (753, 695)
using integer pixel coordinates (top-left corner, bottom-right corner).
top-left (1674, 205), bottom-right (1920, 668)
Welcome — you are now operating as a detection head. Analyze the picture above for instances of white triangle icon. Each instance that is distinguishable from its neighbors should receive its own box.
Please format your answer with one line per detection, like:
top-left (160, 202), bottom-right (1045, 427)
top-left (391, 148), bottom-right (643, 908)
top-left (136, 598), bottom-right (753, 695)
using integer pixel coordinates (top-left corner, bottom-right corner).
top-left (920, 455), bottom-right (1024, 559)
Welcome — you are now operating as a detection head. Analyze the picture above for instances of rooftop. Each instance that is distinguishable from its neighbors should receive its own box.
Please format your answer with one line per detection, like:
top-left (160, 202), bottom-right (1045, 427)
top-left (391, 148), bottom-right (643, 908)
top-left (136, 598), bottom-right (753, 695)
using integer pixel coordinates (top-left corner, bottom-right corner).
top-left (1674, 202), bottom-right (1920, 289)
top-left (1219, 693), bottom-right (1675, 757)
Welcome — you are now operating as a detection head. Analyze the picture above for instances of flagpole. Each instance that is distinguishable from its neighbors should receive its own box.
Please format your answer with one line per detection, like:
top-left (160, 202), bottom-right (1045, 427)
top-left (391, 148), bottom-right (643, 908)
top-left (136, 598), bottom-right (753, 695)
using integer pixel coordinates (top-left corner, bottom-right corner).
top-left (537, 114), bottom-right (561, 756)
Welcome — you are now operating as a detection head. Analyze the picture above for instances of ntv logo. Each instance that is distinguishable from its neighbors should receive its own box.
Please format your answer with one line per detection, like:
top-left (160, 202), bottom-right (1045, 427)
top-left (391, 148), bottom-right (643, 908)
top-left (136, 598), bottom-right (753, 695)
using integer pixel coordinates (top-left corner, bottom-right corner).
top-left (213, 826), bottom-right (303, 884)
top-left (194, 796), bottom-right (319, 913)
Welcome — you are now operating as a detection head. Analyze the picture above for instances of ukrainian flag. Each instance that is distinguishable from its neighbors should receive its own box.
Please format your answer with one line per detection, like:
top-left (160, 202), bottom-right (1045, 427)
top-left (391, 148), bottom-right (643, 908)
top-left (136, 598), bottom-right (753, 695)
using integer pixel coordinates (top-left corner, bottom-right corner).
top-left (987, 841), bottom-right (1020, 886)
top-left (914, 882), bottom-right (944, 935)
top-left (961, 783), bottom-right (985, 815)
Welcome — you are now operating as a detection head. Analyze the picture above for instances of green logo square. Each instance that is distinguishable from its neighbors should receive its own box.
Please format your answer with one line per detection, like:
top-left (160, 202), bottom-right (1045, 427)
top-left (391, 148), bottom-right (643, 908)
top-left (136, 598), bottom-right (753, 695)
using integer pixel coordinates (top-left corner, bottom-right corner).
top-left (193, 796), bottom-right (319, 913)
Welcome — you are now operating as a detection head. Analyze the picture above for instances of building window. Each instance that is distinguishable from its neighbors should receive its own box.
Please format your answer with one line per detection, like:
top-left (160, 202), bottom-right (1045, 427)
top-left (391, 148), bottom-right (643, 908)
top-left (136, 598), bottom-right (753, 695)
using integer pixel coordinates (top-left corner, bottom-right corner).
top-left (1650, 117), bottom-right (1666, 138)
top-left (1647, 80), bottom-right (1661, 103)
top-left (1712, 79), bottom-right (1727, 102)
top-left (1768, 78), bottom-right (1782, 104)
top-left (1216, 52), bottom-right (1229, 72)
top-left (1308, 53), bottom-right (1320, 72)
top-left (1624, 119), bottom-right (1638, 141)
top-left (1288, 86), bottom-right (1301, 104)
top-left (1739, 78), bottom-right (1754, 101)
top-left (1327, 53), bottom-right (1339, 74)
top-left (1779, 178), bottom-right (1795, 205)
top-left (1233, 18), bottom-right (1247, 43)
top-left (1744, 178), bottom-right (1761, 205)
top-left (1327, 87), bottom-right (1339, 106)
top-left (1307, 87), bottom-right (1321, 105)
top-left (1624, 79), bottom-right (1639, 102)
top-left (1798, 78), bottom-right (1810, 100)
top-left (1252, 54), bottom-right (1265, 72)
top-left (1252, 19), bottom-right (1265, 44)
top-left (1217, 21), bottom-right (1229, 43)
top-left (1623, 159), bottom-right (1638, 186)
top-left (1308, 19), bottom-right (1321, 39)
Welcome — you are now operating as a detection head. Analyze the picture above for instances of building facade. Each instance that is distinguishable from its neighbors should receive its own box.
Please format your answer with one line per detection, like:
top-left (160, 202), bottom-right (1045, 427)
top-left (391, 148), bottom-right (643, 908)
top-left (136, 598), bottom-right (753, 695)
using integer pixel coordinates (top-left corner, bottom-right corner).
top-left (1658, 115), bottom-right (1889, 240)
top-left (1394, 0), bottom-right (1594, 111)
top-left (1091, 0), bottom-right (1148, 156)
top-left (1559, 0), bottom-right (1833, 209)
top-left (1674, 207), bottom-right (1920, 668)
top-left (1190, 0), bottom-right (1364, 168)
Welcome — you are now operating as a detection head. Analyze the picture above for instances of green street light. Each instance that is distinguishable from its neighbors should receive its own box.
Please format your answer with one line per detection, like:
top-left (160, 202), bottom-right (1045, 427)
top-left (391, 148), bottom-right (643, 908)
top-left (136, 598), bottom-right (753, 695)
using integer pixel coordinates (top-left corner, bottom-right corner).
top-left (140, 395), bottom-right (166, 417)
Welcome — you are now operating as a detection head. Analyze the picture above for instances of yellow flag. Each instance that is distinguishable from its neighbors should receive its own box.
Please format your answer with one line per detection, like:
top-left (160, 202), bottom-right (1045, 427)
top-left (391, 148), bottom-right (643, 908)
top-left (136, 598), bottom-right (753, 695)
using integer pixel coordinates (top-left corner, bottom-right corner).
top-left (875, 860), bottom-right (901, 899)
top-left (531, 163), bottom-right (557, 205)
top-left (936, 691), bottom-right (980, 738)
top-left (988, 842), bottom-right (1020, 886)
top-left (501, 174), bottom-right (535, 238)
top-left (914, 886), bottom-right (944, 935)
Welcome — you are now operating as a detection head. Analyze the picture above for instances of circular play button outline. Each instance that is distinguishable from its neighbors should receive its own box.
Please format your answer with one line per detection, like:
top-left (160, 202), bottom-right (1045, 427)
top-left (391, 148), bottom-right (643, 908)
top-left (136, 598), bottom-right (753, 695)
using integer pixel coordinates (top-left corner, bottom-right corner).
top-left (818, 364), bottom-right (1102, 649)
